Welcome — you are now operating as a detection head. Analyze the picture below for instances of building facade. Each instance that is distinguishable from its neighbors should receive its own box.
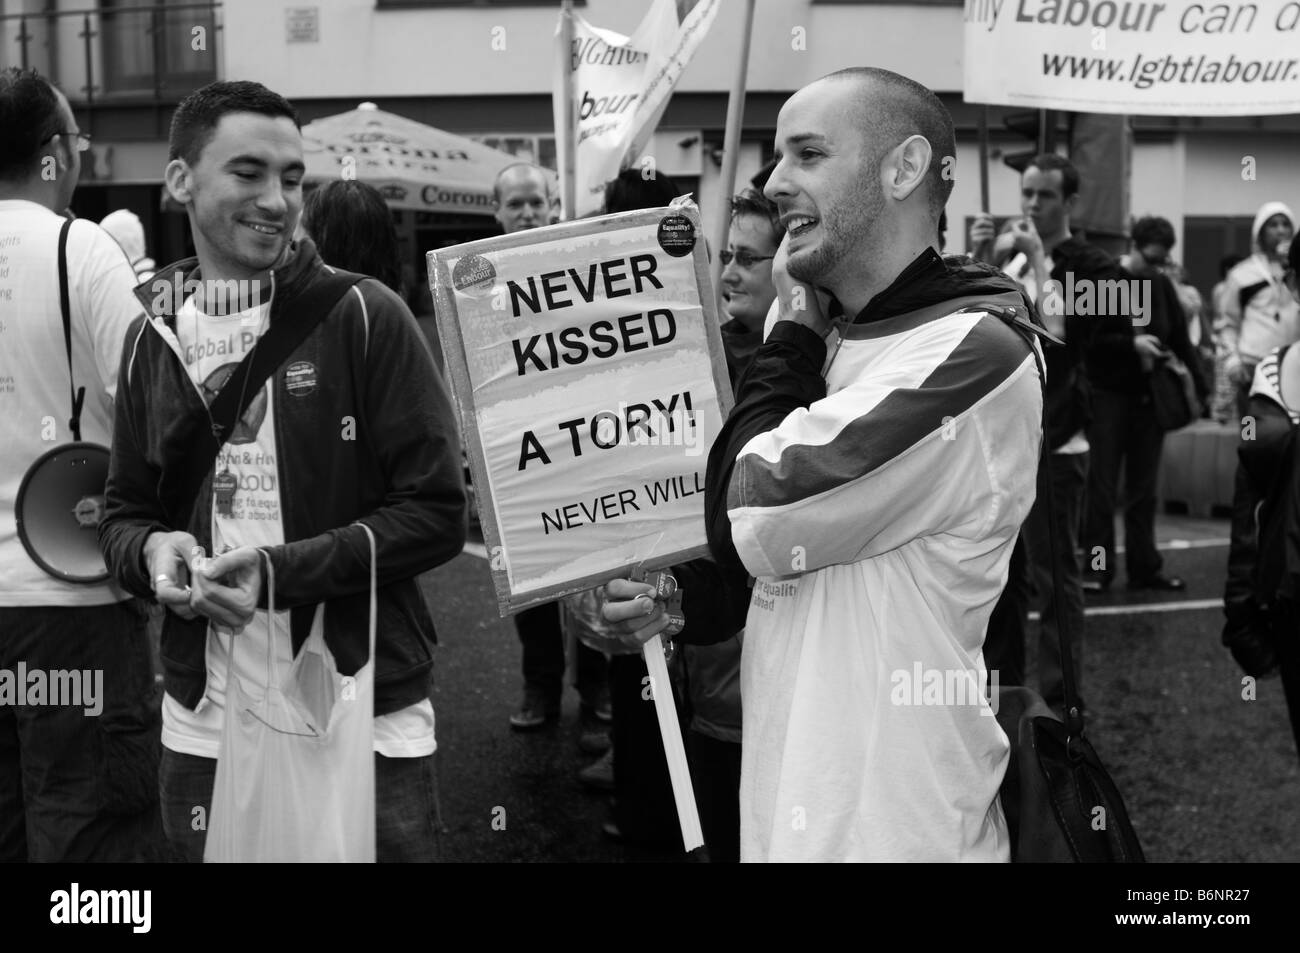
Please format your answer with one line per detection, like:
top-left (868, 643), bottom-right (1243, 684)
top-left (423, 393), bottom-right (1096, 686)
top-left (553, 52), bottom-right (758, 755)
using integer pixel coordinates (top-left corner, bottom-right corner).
top-left (4, 0), bottom-right (1297, 300)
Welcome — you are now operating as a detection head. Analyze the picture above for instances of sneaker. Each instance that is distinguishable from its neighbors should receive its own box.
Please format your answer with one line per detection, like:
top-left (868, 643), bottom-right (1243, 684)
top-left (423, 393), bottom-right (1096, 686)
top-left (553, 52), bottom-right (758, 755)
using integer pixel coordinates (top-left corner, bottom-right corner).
top-left (578, 748), bottom-right (615, 792)
top-left (1128, 573), bottom-right (1185, 592)
top-left (509, 695), bottom-right (559, 731)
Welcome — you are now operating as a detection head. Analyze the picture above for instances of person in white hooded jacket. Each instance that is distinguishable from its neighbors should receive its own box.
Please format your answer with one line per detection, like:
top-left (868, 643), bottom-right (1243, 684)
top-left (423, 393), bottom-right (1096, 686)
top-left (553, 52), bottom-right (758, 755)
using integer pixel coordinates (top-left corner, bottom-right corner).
top-left (1216, 201), bottom-right (1298, 416)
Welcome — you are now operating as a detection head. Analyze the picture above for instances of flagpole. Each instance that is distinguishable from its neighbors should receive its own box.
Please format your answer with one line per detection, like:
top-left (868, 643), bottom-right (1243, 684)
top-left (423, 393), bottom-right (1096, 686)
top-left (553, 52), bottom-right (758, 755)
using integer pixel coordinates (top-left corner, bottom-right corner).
top-left (708, 0), bottom-right (756, 307)
top-left (559, 0), bottom-right (577, 221)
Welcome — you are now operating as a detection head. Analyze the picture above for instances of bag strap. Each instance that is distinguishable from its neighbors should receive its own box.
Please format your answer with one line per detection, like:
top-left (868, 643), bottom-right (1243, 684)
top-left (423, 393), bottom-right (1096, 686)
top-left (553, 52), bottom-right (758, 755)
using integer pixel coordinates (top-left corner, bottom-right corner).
top-left (57, 218), bottom-right (86, 442)
top-left (173, 270), bottom-right (365, 527)
top-left (960, 302), bottom-right (1085, 740)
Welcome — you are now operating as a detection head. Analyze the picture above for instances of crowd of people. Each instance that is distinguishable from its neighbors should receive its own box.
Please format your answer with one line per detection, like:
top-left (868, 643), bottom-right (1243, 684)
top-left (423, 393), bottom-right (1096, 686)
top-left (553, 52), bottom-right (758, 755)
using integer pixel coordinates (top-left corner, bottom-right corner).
top-left (2, 61), bottom-right (1298, 864)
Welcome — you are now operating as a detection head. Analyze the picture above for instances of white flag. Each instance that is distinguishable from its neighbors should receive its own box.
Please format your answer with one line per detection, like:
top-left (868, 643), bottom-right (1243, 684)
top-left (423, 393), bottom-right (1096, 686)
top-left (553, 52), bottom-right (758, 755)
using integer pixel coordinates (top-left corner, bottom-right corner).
top-left (553, 0), bottom-right (719, 219)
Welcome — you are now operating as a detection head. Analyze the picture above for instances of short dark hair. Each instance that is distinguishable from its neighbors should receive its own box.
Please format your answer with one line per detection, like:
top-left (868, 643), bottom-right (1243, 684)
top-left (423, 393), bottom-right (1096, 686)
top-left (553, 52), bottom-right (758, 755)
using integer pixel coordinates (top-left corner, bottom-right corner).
top-left (822, 67), bottom-right (957, 224)
top-left (168, 80), bottom-right (299, 167)
top-left (603, 166), bottom-right (679, 214)
top-left (730, 187), bottom-right (784, 243)
top-left (0, 68), bottom-right (64, 182)
top-left (302, 180), bottom-right (403, 296)
top-left (1024, 153), bottom-right (1080, 199)
top-left (1131, 216), bottom-right (1176, 251)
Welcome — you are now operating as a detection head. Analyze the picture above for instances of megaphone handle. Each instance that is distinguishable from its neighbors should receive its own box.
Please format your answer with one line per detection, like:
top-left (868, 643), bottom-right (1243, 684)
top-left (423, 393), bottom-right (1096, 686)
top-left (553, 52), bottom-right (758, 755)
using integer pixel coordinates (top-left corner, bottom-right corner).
top-left (69, 386), bottom-right (85, 443)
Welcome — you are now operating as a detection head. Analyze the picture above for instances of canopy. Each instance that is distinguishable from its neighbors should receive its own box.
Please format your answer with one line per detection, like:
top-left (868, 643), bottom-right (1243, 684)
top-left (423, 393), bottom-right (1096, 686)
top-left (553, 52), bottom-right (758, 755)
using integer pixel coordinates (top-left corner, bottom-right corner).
top-left (301, 102), bottom-right (554, 216)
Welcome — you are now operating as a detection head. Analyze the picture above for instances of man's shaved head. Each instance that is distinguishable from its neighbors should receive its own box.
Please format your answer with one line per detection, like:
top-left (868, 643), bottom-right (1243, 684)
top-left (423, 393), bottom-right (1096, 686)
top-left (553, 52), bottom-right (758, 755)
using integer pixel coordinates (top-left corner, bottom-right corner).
top-left (492, 162), bottom-right (551, 203)
top-left (820, 67), bottom-right (956, 224)
top-left (492, 162), bottom-right (554, 233)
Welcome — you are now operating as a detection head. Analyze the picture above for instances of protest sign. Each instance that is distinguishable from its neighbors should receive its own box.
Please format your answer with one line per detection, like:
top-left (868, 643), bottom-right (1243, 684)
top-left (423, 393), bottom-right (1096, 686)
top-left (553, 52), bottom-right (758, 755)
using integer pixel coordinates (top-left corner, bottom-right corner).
top-left (553, 0), bottom-right (719, 219)
top-left (964, 0), bottom-right (1300, 115)
top-left (429, 201), bottom-right (731, 615)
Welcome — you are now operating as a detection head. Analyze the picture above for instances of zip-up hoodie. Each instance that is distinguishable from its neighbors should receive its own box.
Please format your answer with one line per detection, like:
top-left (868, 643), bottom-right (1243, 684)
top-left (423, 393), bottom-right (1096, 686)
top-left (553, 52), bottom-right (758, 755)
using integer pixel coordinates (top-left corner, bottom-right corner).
top-left (1217, 201), bottom-right (1300, 368)
top-left (705, 249), bottom-right (1044, 862)
top-left (98, 239), bottom-right (467, 716)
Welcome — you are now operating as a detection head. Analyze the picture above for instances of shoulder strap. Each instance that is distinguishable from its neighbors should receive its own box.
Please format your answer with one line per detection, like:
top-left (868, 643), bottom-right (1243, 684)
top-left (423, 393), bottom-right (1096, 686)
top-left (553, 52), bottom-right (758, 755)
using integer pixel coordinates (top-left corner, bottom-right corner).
top-left (57, 218), bottom-right (86, 442)
top-left (174, 270), bottom-right (366, 527)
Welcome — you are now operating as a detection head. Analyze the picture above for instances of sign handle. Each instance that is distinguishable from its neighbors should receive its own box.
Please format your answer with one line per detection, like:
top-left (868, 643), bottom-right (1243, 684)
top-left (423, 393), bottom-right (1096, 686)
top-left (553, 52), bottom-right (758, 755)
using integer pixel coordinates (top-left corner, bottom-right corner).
top-left (642, 634), bottom-right (705, 853)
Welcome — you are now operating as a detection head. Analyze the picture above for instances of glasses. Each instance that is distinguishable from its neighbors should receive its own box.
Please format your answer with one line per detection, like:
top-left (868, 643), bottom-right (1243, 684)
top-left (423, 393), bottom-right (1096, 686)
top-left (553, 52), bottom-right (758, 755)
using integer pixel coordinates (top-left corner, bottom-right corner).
top-left (50, 131), bottom-right (92, 153)
top-left (720, 249), bottom-right (774, 268)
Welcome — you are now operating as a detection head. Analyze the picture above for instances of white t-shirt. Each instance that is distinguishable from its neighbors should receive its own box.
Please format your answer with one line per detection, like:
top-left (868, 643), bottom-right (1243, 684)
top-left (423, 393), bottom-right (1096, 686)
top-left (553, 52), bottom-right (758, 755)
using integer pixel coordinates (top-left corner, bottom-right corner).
top-left (159, 291), bottom-right (435, 759)
top-left (0, 200), bottom-right (141, 606)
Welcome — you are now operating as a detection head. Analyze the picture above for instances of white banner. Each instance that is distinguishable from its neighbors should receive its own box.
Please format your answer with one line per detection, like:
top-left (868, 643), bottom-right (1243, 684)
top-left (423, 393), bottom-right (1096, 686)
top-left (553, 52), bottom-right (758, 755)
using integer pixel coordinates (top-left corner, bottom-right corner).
top-left (428, 203), bottom-right (731, 614)
top-left (553, 0), bottom-right (719, 219)
top-left (964, 0), bottom-right (1300, 115)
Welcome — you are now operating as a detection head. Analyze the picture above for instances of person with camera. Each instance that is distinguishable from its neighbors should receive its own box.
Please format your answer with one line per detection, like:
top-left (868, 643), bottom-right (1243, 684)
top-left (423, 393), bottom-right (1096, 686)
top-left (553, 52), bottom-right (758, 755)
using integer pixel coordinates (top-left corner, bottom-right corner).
top-left (970, 154), bottom-right (1129, 711)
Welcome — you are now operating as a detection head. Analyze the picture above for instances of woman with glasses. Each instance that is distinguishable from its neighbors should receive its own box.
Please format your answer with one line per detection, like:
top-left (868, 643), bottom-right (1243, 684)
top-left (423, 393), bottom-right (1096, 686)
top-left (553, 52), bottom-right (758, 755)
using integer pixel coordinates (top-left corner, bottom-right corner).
top-left (718, 188), bottom-right (783, 382)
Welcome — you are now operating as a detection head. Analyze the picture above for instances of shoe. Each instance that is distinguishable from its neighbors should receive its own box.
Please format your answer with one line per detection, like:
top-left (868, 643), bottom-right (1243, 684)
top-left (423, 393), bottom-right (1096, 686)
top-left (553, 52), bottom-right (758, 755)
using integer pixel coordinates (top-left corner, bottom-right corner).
top-left (578, 748), bottom-right (615, 792)
top-left (580, 697), bottom-right (613, 724)
top-left (1128, 573), bottom-right (1185, 591)
top-left (509, 695), bottom-right (559, 731)
top-left (578, 729), bottom-right (611, 755)
top-left (1081, 577), bottom-right (1110, 594)
top-left (601, 819), bottom-right (624, 842)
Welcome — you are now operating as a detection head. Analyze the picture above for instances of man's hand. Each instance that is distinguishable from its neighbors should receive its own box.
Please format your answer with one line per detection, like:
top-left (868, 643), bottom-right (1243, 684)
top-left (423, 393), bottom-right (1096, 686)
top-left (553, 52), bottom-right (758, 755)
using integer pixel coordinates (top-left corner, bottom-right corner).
top-left (1134, 333), bottom-right (1165, 372)
top-left (772, 232), bottom-right (831, 338)
top-left (189, 547), bottom-right (263, 632)
top-left (968, 213), bottom-right (996, 263)
top-left (1008, 218), bottom-right (1045, 259)
top-left (598, 578), bottom-right (673, 649)
top-left (144, 531), bottom-right (200, 620)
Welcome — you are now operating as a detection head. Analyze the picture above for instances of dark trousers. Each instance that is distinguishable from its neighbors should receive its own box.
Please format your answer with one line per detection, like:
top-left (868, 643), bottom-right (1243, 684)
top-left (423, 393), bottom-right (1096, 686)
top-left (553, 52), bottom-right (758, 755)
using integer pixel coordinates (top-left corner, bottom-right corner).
top-left (516, 602), bottom-right (607, 708)
top-left (158, 746), bottom-right (440, 862)
top-left (0, 602), bottom-right (162, 862)
top-left (1084, 389), bottom-right (1165, 585)
top-left (687, 730), bottom-right (741, 863)
top-left (1026, 451), bottom-right (1088, 708)
top-left (609, 653), bottom-right (680, 847)
top-left (984, 452), bottom-right (1088, 708)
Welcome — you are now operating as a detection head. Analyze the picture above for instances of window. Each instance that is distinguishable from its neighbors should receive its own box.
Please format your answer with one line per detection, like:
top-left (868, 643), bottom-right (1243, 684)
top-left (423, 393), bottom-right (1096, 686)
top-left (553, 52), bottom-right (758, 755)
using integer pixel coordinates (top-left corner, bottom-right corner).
top-left (101, 0), bottom-right (218, 97)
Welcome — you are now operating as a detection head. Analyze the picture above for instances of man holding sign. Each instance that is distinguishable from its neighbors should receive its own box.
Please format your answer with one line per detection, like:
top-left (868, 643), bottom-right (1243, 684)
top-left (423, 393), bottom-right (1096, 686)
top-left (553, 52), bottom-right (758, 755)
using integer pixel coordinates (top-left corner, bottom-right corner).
top-left (605, 68), bottom-right (1045, 862)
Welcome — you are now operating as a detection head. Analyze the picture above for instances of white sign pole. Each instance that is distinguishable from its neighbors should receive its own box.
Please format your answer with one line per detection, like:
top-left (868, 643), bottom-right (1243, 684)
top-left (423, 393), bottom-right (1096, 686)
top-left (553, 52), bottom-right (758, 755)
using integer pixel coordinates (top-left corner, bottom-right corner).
top-left (708, 0), bottom-right (756, 306)
top-left (642, 634), bottom-right (704, 853)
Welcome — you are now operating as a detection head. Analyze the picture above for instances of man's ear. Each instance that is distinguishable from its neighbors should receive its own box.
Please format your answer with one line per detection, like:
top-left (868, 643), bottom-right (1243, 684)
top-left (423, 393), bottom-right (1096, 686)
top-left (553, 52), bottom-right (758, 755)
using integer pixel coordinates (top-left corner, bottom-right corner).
top-left (884, 135), bottom-right (932, 203)
top-left (164, 158), bottom-right (193, 205)
top-left (1063, 191), bottom-right (1080, 217)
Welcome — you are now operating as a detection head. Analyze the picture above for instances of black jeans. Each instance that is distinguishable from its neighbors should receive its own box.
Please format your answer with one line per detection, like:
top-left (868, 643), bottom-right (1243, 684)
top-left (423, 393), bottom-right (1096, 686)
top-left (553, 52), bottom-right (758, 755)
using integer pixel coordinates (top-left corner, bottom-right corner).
top-left (516, 602), bottom-right (607, 709)
top-left (610, 653), bottom-right (680, 847)
top-left (0, 602), bottom-right (161, 862)
top-left (1084, 388), bottom-right (1165, 585)
top-left (984, 452), bottom-right (1088, 708)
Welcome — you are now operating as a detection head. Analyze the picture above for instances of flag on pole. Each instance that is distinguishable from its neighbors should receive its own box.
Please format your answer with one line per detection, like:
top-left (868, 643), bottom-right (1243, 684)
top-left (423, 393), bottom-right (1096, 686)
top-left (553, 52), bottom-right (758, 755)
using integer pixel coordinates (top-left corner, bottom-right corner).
top-left (553, 0), bottom-right (719, 220)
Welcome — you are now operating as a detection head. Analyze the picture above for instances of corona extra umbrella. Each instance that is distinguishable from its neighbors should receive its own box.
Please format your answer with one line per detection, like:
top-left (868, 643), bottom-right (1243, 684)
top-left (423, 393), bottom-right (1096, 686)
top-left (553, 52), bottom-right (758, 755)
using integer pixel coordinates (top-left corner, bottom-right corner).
top-left (301, 102), bottom-right (554, 216)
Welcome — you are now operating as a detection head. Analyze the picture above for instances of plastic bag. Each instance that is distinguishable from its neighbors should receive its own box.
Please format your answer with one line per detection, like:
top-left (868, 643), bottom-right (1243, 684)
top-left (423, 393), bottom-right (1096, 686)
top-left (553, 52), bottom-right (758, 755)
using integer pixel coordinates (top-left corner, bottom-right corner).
top-left (204, 524), bottom-right (378, 863)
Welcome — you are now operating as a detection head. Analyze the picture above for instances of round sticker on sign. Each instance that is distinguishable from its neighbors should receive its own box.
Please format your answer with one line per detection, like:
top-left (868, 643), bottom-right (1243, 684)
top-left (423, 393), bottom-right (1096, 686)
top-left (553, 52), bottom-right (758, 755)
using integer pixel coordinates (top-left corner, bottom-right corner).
top-left (285, 361), bottom-right (317, 398)
top-left (452, 254), bottom-right (497, 297)
top-left (657, 215), bottom-right (696, 258)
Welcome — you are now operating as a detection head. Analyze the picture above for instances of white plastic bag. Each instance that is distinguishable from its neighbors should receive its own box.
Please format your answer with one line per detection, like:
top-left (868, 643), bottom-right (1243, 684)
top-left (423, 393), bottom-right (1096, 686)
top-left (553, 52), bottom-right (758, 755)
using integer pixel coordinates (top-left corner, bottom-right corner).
top-left (204, 524), bottom-right (379, 863)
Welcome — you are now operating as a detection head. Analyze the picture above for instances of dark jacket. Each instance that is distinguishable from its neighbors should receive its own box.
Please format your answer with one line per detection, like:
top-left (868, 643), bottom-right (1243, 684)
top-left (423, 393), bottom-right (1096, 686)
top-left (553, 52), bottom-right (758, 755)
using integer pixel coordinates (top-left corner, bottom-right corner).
top-left (99, 240), bottom-right (467, 716)
top-left (1047, 235), bottom-right (1131, 448)
top-left (1108, 259), bottom-right (1209, 401)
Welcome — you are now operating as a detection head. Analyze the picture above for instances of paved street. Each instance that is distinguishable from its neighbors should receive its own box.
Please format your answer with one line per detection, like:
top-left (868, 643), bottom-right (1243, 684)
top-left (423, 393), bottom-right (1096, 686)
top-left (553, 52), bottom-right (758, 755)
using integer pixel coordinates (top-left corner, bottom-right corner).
top-left (423, 511), bottom-right (1299, 863)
